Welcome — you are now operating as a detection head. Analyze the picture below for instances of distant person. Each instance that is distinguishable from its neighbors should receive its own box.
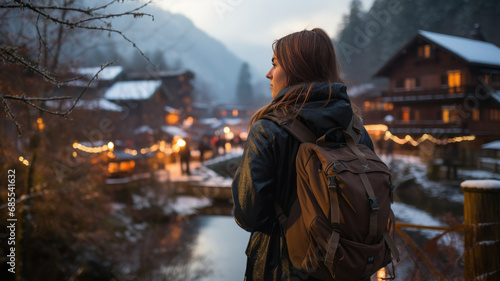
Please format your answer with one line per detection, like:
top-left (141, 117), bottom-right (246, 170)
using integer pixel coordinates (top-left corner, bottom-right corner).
top-left (443, 143), bottom-right (459, 180)
top-left (216, 135), bottom-right (226, 155)
top-left (198, 136), bottom-right (211, 164)
top-left (179, 138), bottom-right (191, 175)
top-left (231, 28), bottom-right (375, 280)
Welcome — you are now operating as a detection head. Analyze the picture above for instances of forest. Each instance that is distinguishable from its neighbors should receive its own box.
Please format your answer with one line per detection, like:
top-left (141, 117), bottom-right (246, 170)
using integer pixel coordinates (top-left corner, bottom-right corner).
top-left (336, 0), bottom-right (500, 86)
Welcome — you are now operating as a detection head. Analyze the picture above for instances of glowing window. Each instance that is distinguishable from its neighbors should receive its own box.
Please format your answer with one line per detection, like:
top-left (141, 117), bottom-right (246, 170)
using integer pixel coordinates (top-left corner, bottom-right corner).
top-left (108, 163), bottom-right (119, 174)
top-left (402, 107), bottom-right (410, 122)
top-left (166, 113), bottom-right (179, 124)
top-left (442, 109), bottom-right (450, 123)
top-left (404, 78), bottom-right (416, 91)
top-left (418, 44), bottom-right (431, 58)
top-left (483, 74), bottom-right (490, 84)
top-left (442, 106), bottom-right (457, 123)
top-left (447, 70), bottom-right (461, 93)
top-left (383, 102), bottom-right (394, 111)
top-left (473, 109), bottom-right (480, 121)
top-left (424, 45), bottom-right (431, 58)
top-left (491, 109), bottom-right (500, 121)
top-left (364, 101), bottom-right (372, 111)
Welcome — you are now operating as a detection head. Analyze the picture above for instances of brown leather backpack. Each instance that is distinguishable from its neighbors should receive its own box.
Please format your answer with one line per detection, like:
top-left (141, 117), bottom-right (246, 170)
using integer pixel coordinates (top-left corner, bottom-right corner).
top-left (264, 114), bottom-right (400, 281)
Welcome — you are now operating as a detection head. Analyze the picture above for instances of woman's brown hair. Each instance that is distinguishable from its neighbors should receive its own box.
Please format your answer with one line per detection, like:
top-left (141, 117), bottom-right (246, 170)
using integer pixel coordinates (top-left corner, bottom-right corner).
top-left (249, 28), bottom-right (347, 128)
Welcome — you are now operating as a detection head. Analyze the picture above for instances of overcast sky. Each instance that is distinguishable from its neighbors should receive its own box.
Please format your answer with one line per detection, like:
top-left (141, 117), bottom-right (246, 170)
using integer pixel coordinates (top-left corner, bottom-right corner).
top-left (153, 0), bottom-right (375, 77)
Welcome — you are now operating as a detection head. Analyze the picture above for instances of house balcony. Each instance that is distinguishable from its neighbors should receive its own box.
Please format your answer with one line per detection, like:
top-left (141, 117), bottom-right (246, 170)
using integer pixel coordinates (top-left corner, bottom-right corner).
top-left (387, 120), bottom-right (469, 136)
top-left (387, 120), bottom-right (500, 137)
top-left (382, 86), bottom-right (478, 103)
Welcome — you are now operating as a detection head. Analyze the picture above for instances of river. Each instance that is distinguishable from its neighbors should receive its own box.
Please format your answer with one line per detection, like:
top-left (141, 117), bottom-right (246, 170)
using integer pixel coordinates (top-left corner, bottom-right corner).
top-left (190, 214), bottom-right (247, 281)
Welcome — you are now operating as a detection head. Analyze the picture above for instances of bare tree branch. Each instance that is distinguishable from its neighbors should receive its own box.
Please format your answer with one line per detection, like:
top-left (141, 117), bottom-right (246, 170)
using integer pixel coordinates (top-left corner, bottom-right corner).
top-left (64, 59), bottom-right (118, 116)
top-left (1, 91), bottom-right (22, 135)
top-left (8, 0), bottom-right (153, 63)
top-left (1, 0), bottom-right (120, 15)
top-left (0, 0), bottom-right (153, 134)
top-left (2, 95), bottom-right (73, 101)
top-left (0, 46), bottom-right (60, 84)
top-left (0, 59), bottom-right (118, 117)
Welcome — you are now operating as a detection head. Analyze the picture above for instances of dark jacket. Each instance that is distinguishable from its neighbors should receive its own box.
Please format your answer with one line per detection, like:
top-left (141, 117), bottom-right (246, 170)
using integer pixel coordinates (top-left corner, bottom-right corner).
top-left (232, 83), bottom-right (374, 280)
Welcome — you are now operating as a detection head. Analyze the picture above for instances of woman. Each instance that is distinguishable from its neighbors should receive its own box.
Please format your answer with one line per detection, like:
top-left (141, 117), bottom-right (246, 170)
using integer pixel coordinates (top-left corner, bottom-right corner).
top-left (232, 28), bottom-right (374, 280)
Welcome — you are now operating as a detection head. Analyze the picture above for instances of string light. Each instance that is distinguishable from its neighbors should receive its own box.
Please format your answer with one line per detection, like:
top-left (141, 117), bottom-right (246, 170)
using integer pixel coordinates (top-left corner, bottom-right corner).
top-left (124, 140), bottom-right (171, 155)
top-left (125, 148), bottom-right (138, 155)
top-left (73, 142), bottom-right (111, 153)
top-left (384, 131), bottom-right (476, 146)
top-left (18, 156), bottom-right (30, 166)
top-left (72, 139), bottom-right (175, 156)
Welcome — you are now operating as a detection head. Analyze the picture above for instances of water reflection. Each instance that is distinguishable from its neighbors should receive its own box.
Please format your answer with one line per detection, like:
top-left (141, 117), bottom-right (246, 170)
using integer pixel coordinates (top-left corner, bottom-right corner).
top-left (190, 214), bottom-right (248, 281)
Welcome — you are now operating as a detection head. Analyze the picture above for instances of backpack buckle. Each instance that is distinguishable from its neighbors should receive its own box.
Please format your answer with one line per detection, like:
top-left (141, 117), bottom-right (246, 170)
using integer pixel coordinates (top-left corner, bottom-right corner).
top-left (328, 176), bottom-right (337, 191)
top-left (368, 198), bottom-right (379, 213)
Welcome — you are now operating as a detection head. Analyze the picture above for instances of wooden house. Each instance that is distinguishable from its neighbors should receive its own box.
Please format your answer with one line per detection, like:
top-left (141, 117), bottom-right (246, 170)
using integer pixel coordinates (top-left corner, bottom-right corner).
top-left (104, 80), bottom-right (168, 135)
top-left (364, 30), bottom-right (500, 165)
top-left (125, 69), bottom-right (196, 115)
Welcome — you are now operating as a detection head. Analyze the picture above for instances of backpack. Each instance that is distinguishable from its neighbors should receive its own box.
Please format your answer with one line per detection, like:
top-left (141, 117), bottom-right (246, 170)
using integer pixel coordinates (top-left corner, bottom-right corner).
top-left (263, 114), bottom-right (400, 281)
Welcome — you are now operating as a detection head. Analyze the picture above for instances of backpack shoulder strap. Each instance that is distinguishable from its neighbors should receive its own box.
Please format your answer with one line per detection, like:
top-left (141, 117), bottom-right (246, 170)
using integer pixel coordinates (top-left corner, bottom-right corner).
top-left (262, 114), bottom-right (316, 232)
top-left (262, 113), bottom-right (363, 145)
top-left (261, 114), bottom-right (317, 143)
top-left (345, 114), bottom-right (363, 144)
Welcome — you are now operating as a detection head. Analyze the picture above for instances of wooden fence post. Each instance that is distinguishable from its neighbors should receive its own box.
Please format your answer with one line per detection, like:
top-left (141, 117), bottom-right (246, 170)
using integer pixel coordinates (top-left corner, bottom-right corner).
top-left (461, 180), bottom-right (500, 281)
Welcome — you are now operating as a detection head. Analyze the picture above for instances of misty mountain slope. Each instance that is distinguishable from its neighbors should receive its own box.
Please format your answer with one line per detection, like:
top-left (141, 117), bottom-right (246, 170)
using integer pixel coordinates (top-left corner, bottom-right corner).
top-left (78, 1), bottom-right (245, 104)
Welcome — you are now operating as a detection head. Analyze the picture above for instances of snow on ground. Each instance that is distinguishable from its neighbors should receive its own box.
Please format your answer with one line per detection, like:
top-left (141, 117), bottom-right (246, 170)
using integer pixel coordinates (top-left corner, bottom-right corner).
top-left (194, 166), bottom-right (233, 187)
top-left (382, 154), bottom-right (465, 203)
top-left (109, 202), bottom-right (146, 243)
top-left (392, 202), bottom-right (461, 252)
top-left (163, 196), bottom-right (212, 216)
top-left (393, 202), bottom-right (444, 234)
top-left (460, 169), bottom-right (500, 180)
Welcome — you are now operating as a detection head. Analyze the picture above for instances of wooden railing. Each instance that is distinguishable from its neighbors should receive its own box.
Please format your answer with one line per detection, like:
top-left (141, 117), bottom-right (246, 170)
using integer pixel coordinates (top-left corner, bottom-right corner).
top-left (391, 180), bottom-right (500, 280)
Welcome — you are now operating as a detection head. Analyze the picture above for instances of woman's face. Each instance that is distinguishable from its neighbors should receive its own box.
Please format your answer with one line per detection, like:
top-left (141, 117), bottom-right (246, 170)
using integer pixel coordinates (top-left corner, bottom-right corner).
top-left (266, 54), bottom-right (288, 99)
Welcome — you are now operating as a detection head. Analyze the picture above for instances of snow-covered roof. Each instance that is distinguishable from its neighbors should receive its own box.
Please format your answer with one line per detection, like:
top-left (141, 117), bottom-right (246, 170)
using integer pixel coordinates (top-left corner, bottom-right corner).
top-left (482, 140), bottom-right (500, 150)
top-left (83, 99), bottom-right (123, 112)
top-left (491, 91), bottom-right (500, 104)
top-left (161, 125), bottom-right (188, 138)
top-left (104, 80), bottom-right (162, 100)
top-left (164, 106), bottom-right (181, 114)
top-left (73, 66), bottom-right (124, 80)
top-left (45, 99), bottom-right (122, 112)
top-left (418, 30), bottom-right (500, 67)
top-left (134, 125), bottom-right (154, 135)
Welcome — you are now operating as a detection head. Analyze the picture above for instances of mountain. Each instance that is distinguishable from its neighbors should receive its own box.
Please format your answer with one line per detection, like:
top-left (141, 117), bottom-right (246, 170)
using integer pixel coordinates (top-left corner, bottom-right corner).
top-left (78, 1), bottom-right (245, 104)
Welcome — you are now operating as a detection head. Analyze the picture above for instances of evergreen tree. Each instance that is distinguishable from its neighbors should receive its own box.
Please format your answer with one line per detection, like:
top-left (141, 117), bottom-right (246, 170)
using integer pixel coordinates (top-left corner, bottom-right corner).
top-left (336, 0), bottom-right (367, 85)
top-left (150, 49), bottom-right (169, 70)
top-left (236, 62), bottom-right (253, 104)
